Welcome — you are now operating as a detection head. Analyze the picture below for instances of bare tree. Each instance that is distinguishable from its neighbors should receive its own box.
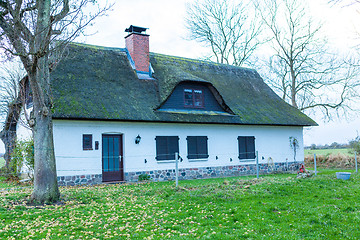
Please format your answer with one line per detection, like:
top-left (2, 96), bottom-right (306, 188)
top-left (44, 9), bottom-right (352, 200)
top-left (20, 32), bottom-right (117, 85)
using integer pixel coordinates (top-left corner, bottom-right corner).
top-left (0, 0), bottom-right (111, 203)
top-left (255, 0), bottom-right (360, 119)
top-left (185, 0), bottom-right (263, 66)
top-left (0, 62), bottom-right (26, 170)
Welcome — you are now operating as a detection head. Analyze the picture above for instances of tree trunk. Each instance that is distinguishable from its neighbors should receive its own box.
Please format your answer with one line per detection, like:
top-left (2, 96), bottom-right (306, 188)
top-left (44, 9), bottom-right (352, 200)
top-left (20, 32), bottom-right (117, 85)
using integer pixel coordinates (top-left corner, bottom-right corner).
top-left (30, 59), bottom-right (60, 203)
top-left (30, 0), bottom-right (60, 203)
top-left (0, 102), bottom-right (22, 170)
top-left (0, 129), bottom-right (17, 169)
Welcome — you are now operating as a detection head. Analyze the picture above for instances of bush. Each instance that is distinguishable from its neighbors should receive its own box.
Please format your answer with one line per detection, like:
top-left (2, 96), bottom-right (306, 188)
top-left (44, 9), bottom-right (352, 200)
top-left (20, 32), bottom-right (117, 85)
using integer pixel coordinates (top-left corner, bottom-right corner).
top-left (305, 153), bottom-right (355, 169)
top-left (349, 136), bottom-right (360, 154)
top-left (9, 139), bottom-right (34, 179)
top-left (138, 174), bottom-right (151, 181)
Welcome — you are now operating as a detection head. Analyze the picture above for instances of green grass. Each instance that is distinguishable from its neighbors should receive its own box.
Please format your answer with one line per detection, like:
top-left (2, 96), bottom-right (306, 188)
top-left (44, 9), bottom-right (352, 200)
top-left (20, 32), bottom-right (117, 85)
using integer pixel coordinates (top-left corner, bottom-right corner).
top-left (1, 172), bottom-right (360, 239)
top-left (305, 148), bottom-right (354, 156)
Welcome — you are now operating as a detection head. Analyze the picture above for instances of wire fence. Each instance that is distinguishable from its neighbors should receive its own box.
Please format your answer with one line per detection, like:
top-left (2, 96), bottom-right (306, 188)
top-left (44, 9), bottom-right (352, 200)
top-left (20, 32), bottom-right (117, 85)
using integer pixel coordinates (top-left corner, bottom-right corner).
top-left (9, 151), bottom-right (303, 175)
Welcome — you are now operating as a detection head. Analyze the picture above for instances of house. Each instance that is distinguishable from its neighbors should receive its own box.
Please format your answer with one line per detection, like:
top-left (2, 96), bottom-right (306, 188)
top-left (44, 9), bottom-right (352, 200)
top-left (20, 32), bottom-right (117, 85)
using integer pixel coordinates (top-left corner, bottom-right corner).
top-left (19, 25), bottom-right (317, 186)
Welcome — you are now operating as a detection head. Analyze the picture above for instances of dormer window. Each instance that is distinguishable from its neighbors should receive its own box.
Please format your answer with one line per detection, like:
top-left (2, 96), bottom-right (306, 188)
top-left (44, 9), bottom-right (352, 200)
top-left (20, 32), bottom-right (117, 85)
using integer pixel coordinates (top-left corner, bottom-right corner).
top-left (184, 88), bottom-right (204, 108)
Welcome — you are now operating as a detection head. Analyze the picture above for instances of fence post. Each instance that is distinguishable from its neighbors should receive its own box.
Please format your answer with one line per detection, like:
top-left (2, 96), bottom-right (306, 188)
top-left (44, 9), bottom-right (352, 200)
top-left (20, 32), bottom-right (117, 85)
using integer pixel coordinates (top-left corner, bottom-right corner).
top-left (355, 152), bottom-right (358, 173)
top-left (175, 152), bottom-right (179, 187)
top-left (314, 153), bottom-right (317, 176)
top-left (256, 151), bottom-right (259, 179)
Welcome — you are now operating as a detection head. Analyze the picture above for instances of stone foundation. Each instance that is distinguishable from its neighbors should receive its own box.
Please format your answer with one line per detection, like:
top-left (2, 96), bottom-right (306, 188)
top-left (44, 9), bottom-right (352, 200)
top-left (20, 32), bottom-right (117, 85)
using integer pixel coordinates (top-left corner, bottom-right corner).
top-left (125, 161), bottom-right (302, 182)
top-left (57, 162), bottom-right (301, 186)
top-left (57, 174), bottom-right (102, 186)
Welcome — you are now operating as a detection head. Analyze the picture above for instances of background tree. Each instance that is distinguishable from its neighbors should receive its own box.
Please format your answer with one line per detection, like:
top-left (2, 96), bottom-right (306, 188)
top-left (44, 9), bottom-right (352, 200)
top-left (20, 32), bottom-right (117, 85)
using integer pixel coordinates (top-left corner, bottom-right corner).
top-left (185, 0), bottom-right (263, 66)
top-left (0, 0), bottom-right (111, 203)
top-left (255, 0), bottom-right (360, 119)
top-left (0, 62), bottom-right (26, 171)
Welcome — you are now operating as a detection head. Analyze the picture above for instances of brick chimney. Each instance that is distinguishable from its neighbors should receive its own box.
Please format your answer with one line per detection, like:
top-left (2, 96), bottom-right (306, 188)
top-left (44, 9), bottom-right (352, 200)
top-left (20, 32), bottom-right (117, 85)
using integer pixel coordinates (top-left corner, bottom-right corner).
top-left (125, 25), bottom-right (149, 73)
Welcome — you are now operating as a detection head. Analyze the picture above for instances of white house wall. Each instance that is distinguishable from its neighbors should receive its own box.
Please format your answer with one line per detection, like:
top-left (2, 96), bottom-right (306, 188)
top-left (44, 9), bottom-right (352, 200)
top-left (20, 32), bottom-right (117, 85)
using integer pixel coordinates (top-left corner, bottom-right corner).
top-left (53, 120), bottom-right (304, 179)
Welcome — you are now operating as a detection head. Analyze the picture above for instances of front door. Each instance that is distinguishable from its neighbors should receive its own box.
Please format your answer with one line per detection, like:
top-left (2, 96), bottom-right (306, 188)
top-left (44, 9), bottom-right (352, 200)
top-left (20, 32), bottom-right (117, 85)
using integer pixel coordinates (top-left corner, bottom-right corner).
top-left (102, 134), bottom-right (124, 182)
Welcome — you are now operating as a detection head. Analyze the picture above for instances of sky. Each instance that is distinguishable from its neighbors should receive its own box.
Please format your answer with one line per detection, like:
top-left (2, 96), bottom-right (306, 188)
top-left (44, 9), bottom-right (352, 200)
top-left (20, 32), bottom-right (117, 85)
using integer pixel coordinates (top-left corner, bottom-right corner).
top-left (0, 0), bottom-right (360, 153)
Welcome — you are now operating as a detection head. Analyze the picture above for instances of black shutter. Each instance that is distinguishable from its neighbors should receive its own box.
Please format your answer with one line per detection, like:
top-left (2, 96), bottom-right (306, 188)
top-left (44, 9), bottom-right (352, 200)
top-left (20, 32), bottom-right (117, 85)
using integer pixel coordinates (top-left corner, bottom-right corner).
top-left (197, 136), bottom-right (208, 158)
top-left (156, 136), bottom-right (179, 160)
top-left (187, 136), bottom-right (208, 159)
top-left (238, 136), bottom-right (246, 159)
top-left (187, 136), bottom-right (197, 159)
top-left (246, 136), bottom-right (255, 159)
top-left (155, 136), bottom-right (168, 160)
top-left (167, 136), bottom-right (179, 160)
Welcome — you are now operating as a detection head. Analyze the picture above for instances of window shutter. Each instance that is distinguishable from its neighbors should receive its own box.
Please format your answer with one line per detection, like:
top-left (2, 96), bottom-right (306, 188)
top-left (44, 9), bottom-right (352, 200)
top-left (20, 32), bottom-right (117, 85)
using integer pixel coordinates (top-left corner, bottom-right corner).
top-left (197, 136), bottom-right (208, 158)
top-left (246, 136), bottom-right (255, 159)
top-left (187, 136), bottom-right (197, 159)
top-left (155, 136), bottom-right (168, 160)
top-left (168, 136), bottom-right (179, 160)
top-left (187, 136), bottom-right (208, 159)
top-left (238, 136), bottom-right (246, 159)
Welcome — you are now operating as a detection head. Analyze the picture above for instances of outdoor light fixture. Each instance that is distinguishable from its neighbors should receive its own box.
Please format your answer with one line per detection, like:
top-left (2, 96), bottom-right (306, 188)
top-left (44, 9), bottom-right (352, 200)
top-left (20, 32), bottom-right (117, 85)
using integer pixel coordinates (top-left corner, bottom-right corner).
top-left (135, 134), bottom-right (141, 144)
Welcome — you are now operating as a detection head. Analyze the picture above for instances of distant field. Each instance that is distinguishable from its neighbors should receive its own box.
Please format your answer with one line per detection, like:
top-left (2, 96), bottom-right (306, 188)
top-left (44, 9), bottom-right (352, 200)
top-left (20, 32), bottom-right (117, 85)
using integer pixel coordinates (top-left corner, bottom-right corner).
top-left (0, 157), bottom-right (4, 168)
top-left (304, 148), bottom-right (354, 156)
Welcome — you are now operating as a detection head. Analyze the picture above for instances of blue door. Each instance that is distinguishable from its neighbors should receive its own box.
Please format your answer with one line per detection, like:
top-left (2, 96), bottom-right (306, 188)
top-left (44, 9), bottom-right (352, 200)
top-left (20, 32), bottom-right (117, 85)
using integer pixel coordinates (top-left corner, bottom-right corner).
top-left (102, 134), bottom-right (124, 182)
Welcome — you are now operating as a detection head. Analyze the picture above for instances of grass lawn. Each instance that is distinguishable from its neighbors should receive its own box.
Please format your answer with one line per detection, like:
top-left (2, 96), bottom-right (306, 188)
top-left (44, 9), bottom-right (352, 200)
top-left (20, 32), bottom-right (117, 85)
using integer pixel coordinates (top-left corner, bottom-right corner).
top-left (1, 171), bottom-right (360, 239)
top-left (304, 148), bottom-right (354, 156)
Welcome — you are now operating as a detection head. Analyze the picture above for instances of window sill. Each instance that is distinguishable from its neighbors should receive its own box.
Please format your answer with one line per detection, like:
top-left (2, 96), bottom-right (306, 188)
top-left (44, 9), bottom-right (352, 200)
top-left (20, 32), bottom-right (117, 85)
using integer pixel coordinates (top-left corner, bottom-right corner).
top-left (188, 158), bottom-right (208, 162)
top-left (83, 148), bottom-right (93, 151)
top-left (238, 159), bottom-right (256, 162)
top-left (156, 160), bottom-right (176, 163)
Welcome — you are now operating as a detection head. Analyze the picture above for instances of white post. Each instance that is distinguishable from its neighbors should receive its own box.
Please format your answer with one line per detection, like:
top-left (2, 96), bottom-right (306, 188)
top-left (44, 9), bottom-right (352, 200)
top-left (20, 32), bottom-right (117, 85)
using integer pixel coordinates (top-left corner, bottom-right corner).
top-left (256, 151), bottom-right (259, 179)
top-left (314, 154), bottom-right (317, 176)
top-left (355, 152), bottom-right (358, 173)
top-left (175, 152), bottom-right (179, 187)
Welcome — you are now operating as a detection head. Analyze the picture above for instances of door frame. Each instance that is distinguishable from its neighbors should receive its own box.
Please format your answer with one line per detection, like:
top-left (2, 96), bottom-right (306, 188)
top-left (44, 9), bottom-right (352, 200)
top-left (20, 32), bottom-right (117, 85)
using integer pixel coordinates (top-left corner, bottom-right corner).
top-left (101, 134), bottom-right (124, 182)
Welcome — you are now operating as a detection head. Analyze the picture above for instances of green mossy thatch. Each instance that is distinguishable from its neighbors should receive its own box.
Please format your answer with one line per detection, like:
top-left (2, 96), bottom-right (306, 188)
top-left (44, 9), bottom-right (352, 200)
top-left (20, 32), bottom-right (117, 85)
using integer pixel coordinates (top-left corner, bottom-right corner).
top-left (50, 43), bottom-right (317, 126)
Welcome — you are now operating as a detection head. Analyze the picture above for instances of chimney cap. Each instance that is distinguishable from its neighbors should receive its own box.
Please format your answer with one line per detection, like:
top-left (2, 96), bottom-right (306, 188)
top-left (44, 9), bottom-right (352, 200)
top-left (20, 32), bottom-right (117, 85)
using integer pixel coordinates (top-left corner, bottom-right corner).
top-left (125, 25), bottom-right (148, 34)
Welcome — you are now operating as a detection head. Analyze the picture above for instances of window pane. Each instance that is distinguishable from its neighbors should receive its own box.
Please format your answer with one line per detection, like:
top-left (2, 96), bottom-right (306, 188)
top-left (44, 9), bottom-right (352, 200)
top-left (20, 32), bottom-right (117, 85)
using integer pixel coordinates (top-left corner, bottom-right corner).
top-left (184, 89), bottom-right (193, 106)
top-left (114, 137), bottom-right (120, 171)
top-left (194, 90), bottom-right (203, 107)
top-left (83, 134), bottom-right (92, 150)
top-left (108, 137), bottom-right (114, 172)
top-left (103, 137), bottom-right (109, 172)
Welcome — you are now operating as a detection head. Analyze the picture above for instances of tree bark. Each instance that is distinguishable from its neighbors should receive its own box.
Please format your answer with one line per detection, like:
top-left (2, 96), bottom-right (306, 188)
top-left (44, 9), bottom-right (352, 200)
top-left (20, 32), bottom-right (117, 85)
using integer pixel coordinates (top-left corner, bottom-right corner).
top-left (30, 0), bottom-right (59, 203)
top-left (0, 102), bottom-right (22, 170)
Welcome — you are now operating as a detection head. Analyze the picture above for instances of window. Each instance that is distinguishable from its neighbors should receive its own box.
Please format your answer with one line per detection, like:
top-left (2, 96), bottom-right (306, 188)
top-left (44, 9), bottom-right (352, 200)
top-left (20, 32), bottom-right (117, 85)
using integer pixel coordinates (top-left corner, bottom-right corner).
top-left (238, 136), bottom-right (255, 159)
top-left (187, 136), bottom-right (209, 159)
top-left (184, 88), bottom-right (204, 108)
top-left (83, 134), bottom-right (93, 150)
top-left (25, 80), bottom-right (33, 108)
top-left (155, 136), bottom-right (179, 161)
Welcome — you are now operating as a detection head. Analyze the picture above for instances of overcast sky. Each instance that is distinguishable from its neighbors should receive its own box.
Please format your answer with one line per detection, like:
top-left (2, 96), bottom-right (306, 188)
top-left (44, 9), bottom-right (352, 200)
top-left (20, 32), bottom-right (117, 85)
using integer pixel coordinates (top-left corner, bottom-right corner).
top-left (1, 0), bottom-right (360, 153)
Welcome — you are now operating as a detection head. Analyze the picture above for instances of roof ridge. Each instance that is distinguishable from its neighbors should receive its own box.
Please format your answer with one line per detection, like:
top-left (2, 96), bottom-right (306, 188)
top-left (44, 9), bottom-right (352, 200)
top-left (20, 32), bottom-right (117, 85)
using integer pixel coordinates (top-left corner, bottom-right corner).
top-left (69, 42), bottom-right (126, 52)
top-left (149, 52), bottom-right (257, 72)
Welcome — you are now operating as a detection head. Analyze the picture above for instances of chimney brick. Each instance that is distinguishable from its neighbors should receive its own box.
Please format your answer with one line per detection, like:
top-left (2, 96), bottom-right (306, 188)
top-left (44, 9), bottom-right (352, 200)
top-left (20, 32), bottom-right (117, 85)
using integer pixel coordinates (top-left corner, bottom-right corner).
top-left (125, 33), bottom-right (149, 73)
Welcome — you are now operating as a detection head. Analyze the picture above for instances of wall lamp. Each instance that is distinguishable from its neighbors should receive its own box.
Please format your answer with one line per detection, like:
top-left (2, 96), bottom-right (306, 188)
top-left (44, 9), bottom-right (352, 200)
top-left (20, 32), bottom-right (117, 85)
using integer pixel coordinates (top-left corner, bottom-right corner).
top-left (135, 134), bottom-right (141, 144)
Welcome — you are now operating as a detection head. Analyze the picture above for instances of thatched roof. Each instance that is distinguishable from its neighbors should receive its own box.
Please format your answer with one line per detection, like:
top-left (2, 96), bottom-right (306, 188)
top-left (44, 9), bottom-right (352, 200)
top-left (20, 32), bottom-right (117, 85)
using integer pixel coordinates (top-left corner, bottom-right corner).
top-left (50, 43), bottom-right (316, 126)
